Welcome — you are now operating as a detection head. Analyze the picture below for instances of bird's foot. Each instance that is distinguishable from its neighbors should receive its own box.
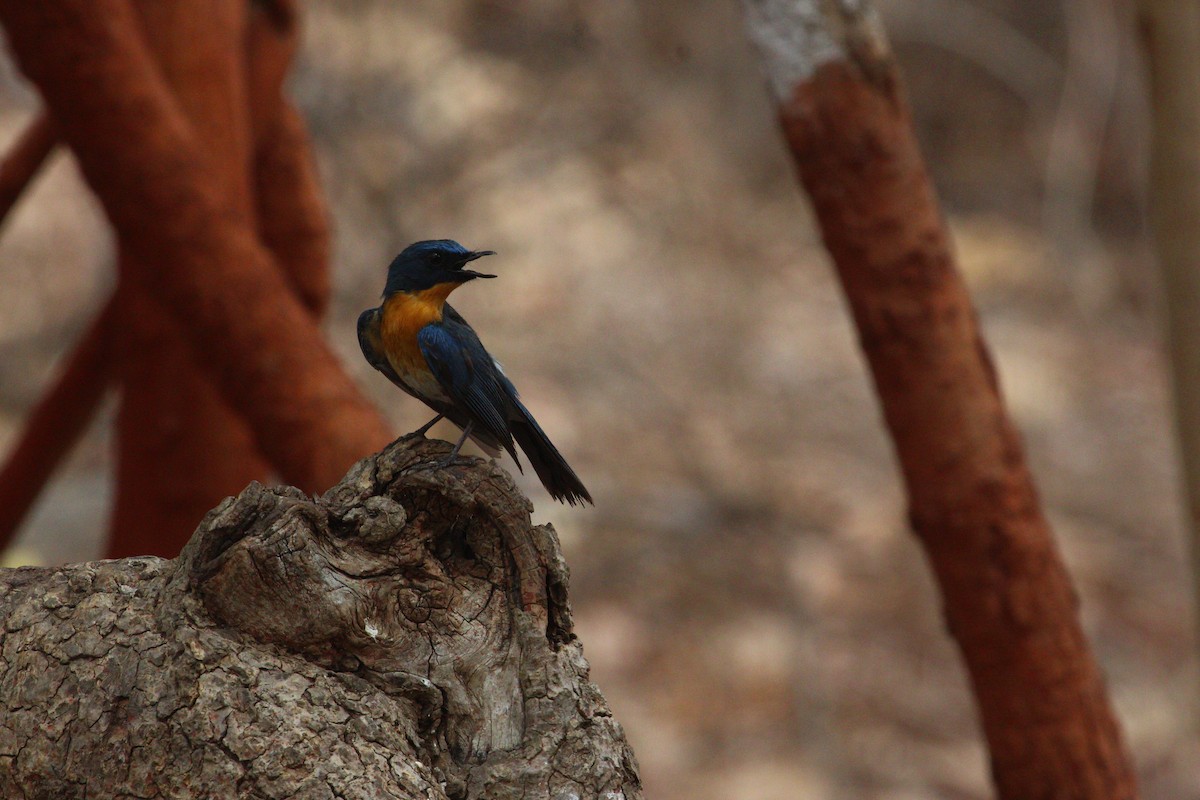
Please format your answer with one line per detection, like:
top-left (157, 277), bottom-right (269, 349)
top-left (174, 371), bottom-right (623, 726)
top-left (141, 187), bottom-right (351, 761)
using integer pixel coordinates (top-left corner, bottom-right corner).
top-left (432, 453), bottom-right (465, 470)
top-left (399, 420), bottom-right (473, 471)
top-left (407, 451), bottom-right (468, 475)
top-left (425, 421), bottom-right (474, 470)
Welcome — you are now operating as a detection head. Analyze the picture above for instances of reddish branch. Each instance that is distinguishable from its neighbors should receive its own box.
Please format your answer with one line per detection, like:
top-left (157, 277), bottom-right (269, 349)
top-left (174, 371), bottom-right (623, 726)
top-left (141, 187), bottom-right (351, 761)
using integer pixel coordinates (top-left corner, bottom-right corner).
top-left (110, 0), bottom-right (272, 557)
top-left (110, 272), bottom-right (271, 557)
top-left (0, 303), bottom-right (113, 552)
top-left (0, 0), bottom-right (338, 558)
top-left (0, 112), bottom-right (55, 228)
top-left (745, 3), bottom-right (1138, 797)
top-left (109, 0), bottom-right (335, 556)
top-left (251, 104), bottom-right (332, 316)
top-left (0, 113), bottom-right (83, 552)
top-left (245, 0), bottom-right (332, 316)
top-left (0, 0), bottom-right (392, 496)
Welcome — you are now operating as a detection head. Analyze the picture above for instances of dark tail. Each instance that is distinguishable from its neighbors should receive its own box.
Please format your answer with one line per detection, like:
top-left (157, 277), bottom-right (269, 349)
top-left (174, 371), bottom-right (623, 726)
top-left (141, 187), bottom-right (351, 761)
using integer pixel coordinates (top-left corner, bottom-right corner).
top-left (509, 401), bottom-right (593, 506)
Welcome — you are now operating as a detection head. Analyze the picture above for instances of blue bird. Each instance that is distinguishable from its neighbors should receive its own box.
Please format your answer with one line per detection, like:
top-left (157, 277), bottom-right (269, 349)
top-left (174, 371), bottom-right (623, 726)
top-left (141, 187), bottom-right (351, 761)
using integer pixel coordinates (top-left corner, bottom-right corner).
top-left (358, 240), bottom-right (592, 506)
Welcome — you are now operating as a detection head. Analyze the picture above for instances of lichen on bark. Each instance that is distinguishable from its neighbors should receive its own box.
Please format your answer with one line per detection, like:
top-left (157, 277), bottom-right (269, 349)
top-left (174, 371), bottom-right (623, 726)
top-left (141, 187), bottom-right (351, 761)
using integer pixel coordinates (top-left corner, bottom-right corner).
top-left (0, 437), bottom-right (640, 800)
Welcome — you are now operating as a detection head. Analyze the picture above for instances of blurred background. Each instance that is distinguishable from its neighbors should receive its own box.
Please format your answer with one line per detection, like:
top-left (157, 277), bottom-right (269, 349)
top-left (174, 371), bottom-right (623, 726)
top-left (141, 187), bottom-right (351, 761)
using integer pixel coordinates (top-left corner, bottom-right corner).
top-left (0, 0), bottom-right (1195, 797)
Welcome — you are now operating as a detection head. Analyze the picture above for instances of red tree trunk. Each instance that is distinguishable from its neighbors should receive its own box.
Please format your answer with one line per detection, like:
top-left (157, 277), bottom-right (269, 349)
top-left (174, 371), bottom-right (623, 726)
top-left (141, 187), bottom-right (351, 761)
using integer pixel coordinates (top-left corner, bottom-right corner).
top-left (245, 0), bottom-right (332, 317)
top-left (0, 0), bottom-right (392, 497)
top-left (110, 0), bottom-right (271, 557)
top-left (786, 62), bottom-right (1137, 799)
top-left (743, 2), bottom-right (1138, 797)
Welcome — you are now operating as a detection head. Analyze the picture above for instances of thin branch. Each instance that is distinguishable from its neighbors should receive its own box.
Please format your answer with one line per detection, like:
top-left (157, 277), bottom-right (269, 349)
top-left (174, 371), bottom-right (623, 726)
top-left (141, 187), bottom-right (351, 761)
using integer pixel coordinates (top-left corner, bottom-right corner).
top-left (0, 112), bottom-right (56, 230)
top-left (1136, 0), bottom-right (1200, 696)
top-left (0, 300), bottom-right (113, 553)
top-left (246, 0), bottom-right (331, 317)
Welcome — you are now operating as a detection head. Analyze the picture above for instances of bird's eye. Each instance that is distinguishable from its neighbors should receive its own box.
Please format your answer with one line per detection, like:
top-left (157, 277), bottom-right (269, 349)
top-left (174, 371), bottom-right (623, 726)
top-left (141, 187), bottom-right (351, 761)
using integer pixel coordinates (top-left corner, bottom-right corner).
top-left (429, 252), bottom-right (443, 265)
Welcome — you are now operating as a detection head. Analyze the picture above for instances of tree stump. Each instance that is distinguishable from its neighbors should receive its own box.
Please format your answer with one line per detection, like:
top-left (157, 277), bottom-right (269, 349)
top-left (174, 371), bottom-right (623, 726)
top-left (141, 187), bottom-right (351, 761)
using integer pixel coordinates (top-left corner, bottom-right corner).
top-left (0, 438), bottom-right (640, 800)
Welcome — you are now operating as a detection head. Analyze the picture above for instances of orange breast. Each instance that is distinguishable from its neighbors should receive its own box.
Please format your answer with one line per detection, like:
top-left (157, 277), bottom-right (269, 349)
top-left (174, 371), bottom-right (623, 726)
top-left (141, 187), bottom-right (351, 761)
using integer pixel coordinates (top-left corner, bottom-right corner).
top-left (379, 284), bottom-right (457, 376)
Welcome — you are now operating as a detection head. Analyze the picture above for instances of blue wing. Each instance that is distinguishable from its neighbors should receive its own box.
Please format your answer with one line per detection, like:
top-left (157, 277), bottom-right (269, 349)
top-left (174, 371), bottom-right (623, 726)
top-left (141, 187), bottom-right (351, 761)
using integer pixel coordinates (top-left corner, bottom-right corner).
top-left (417, 323), bottom-right (517, 460)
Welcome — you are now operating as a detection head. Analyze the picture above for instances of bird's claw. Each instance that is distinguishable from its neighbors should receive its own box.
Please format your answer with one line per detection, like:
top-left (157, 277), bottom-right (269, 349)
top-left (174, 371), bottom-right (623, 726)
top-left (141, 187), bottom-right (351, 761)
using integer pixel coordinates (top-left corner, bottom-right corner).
top-left (438, 447), bottom-right (476, 468)
top-left (407, 451), bottom-right (467, 472)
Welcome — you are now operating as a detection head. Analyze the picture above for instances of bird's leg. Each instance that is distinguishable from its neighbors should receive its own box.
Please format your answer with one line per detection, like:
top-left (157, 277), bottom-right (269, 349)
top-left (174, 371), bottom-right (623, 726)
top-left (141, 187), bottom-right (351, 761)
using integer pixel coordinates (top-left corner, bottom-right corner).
top-left (411, 413), bottom-right (444, 438)
top-left (447, 421), bottom-right (474, 461)
top-left (385, 414), bottom-right (445, 451)
top-left (387, 413), bottom-right (445, 449)
top-left (427, 421), bottom-right (475, 469)
top-left (417, 419), bottom-right (472, 470)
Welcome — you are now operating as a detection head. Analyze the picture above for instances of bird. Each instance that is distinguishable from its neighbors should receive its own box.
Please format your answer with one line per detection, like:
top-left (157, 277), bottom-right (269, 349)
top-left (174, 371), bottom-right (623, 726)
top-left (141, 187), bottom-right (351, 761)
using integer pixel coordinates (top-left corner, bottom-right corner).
top-left (358, 239), bottom-right (593, 506)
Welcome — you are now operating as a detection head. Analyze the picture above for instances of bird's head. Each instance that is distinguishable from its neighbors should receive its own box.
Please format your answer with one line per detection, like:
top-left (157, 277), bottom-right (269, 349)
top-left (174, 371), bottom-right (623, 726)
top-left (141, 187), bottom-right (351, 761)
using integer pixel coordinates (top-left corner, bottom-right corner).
top-left (382, 239), bottom-right (496, 297)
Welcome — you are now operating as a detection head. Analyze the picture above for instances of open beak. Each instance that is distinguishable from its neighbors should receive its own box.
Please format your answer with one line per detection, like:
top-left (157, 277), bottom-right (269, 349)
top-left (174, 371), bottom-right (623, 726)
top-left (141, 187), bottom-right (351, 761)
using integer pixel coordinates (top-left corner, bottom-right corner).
top-left (458, 249), bottom-right (497, 279)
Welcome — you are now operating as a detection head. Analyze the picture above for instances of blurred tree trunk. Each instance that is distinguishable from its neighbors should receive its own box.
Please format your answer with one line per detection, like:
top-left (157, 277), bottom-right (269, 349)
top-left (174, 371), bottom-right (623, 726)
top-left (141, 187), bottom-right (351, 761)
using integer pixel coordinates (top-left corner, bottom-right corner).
top-left (0, 2), bottom-right (346, 560)
top-left (245, 0), bottom-right (333, 318)
top-left (0, 0), bottom-right (393, 537)
top-left (1135, 0), bottom-right (1200, 677)
top-left (741, 1), bottom-right (1138, 797)
top-left (111, 0), bottom-right (272, 558)
top-left (0, 440), bottom-right (641, 800)
top-left (108, 0), bottom-right (334, 558)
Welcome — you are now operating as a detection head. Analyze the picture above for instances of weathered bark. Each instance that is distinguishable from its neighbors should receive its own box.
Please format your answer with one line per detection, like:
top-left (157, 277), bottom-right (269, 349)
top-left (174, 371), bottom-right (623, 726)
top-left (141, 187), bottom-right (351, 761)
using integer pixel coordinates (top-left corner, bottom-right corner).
top-left (0, 0), bottom-right (392, 494)
top-left (110, 0), bottom-right (272, 558)
top-left (0, 438), bottom-right (640, 799)
top-left (0, 303), bottom-right (113, 552)
top-left (742, 2), bottom-right (1138, 798)
top-left (1135, 0), bottom-right (1200, 677)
